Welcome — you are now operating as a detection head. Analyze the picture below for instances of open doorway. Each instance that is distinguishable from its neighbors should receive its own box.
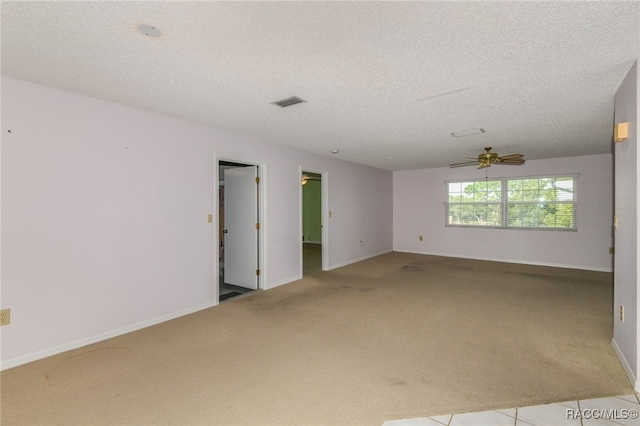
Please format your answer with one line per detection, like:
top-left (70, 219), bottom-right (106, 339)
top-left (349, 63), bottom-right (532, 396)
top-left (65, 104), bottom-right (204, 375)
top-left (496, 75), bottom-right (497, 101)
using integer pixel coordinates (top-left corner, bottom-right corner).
top-left (301, 170), bottom-right (326, 275)
top-left (219, 160), bottom-right (261, 302)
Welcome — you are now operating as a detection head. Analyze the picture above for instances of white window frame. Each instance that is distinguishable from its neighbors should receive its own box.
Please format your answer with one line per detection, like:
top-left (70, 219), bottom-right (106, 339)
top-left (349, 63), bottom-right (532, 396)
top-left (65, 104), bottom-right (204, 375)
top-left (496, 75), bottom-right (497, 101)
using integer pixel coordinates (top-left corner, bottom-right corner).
top-left (445, 174), bottom-right (578, 231)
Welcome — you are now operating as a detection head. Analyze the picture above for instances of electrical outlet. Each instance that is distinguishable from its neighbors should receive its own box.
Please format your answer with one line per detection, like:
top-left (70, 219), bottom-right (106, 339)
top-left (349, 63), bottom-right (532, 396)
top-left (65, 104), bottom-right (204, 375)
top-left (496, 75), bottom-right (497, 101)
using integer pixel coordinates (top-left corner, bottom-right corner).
top-left (620, 305), bottom-right (625, 323)
top-left (419, 235), bottom-right (423, 241)
top-left (359, 240), bottom-right (363, 246)
top-left (0, 309), bottom-right (10, 326)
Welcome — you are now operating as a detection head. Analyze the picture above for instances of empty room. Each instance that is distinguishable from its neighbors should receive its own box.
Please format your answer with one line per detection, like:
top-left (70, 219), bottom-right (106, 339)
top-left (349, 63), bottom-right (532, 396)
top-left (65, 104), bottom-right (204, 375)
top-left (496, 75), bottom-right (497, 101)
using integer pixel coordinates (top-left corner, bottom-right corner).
top-left (1, 2), bottom-right (639, 425)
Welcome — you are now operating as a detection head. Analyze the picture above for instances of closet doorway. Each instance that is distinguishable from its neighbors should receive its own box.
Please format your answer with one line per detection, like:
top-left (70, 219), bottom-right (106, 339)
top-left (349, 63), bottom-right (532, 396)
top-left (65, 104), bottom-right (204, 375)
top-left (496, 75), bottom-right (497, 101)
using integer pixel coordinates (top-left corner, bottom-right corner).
top-left (219, 160), bottom-right (261, 302)
top-left (301, 170), bottom-right (328, 275)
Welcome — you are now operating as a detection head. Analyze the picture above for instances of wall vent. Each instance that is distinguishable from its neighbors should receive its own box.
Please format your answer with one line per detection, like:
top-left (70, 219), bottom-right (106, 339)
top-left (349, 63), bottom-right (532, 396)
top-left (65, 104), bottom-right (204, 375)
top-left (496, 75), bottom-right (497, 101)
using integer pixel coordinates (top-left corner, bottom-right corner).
top-left (271, 96), bottom-right (307, 108)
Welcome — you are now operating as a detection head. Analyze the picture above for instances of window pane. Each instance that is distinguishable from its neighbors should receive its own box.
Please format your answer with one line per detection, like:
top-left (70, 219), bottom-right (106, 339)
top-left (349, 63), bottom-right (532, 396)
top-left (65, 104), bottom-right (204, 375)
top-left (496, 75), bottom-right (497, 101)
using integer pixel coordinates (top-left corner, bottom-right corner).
top-left (507, 180), bottom-right (522, 201)
top-left (447, 204), bottom-right (460, 224)
top-left (521, 204), bottom-right (540, 227)
top-left (486, 181), bottom-right (502, 201)
top-left (507, 201), bottom-right (576, 229)
top-left (475, 189), bottom-right (488, 202)
top-left (460, 204), bottom-right (475, 224)
top-left (555, 178), bottom-right (574, 201)
top-left (468, 204), bottom-right (499, 226)
top-left (507, 204), bottom-right (523, 227)
top-left (516, 179), bottom-right (534, 202)
top-left (548, 203), bottom-right (575, 228)
top-left (540, 188), bottom-right (556, 201)
top-left (447, 176), bottom-right (575, 230)
top-left (558, 204), bottom-right (575, 228)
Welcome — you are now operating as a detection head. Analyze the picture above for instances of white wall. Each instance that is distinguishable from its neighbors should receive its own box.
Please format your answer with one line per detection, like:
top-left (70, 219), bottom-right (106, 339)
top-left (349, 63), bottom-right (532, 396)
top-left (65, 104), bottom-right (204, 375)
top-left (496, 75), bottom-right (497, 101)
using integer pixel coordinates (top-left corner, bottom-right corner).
top-left (0, 77), bottom-right (393, 368)
top-left (393, 154), bottom-right (614, 271)
top-left (612, 61), bottom-right (639, 391)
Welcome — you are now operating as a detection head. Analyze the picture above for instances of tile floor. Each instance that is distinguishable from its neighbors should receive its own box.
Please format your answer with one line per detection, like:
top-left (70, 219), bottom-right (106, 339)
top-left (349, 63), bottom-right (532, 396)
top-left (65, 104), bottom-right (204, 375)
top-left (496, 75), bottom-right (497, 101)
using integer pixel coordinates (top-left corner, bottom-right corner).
top-left (383, 394), bottom-right (640, 426)
top-left (219, 282), bottom-right (254, 302)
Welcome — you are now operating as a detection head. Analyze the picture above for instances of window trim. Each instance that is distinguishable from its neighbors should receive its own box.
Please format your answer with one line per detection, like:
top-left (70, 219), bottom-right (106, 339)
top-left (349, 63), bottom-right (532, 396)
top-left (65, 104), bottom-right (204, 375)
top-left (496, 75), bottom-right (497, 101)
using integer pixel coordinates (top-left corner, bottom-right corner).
top-left (444, 174), bottom-right (578, 231)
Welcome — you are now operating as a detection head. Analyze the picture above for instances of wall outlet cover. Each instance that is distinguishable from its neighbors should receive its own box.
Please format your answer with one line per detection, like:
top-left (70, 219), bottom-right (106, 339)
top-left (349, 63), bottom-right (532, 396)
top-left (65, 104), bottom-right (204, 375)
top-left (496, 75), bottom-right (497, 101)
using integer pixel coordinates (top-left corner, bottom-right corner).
top-left (0, 308), bottom-right (10, 326)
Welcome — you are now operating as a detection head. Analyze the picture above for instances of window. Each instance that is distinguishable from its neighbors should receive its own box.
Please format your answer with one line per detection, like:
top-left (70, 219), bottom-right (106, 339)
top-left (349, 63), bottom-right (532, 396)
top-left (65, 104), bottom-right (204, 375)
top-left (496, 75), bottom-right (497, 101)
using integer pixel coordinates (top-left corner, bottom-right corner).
top-left (447, 180), bottom-right (502, 227)
top-left (446, 176), bottom-right (577, 230)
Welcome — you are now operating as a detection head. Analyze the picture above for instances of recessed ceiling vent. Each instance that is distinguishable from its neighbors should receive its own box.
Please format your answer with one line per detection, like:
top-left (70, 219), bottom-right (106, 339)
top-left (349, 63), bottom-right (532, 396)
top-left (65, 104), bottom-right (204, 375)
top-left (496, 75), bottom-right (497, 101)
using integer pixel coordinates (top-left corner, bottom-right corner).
top-left (451, 128), bottom-right (485, 137)
top-left (271, 96), bottom-right (307, 108)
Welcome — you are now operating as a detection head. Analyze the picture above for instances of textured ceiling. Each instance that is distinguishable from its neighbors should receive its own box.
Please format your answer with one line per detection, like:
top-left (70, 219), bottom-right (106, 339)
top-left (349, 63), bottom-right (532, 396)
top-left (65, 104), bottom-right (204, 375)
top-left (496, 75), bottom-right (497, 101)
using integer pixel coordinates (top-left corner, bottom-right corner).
top-left (1, 1), bottom-right (638, 171)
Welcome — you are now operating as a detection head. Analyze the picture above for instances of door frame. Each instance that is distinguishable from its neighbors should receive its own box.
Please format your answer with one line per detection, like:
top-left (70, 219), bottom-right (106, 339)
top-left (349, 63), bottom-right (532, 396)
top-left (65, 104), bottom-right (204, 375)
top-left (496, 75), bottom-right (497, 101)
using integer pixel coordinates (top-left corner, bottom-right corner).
top-left (299, 167), bottom-right (329, 275)
top-left (214, 154), bottom-right (266, 303)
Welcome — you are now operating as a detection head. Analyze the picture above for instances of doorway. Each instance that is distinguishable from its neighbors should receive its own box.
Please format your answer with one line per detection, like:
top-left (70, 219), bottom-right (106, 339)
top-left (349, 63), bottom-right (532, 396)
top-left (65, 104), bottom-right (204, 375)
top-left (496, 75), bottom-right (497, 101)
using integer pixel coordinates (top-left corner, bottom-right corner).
top-left (301, 170), bottom-right (327, 275)
top-left (219, 160), bottom-right (261, 302)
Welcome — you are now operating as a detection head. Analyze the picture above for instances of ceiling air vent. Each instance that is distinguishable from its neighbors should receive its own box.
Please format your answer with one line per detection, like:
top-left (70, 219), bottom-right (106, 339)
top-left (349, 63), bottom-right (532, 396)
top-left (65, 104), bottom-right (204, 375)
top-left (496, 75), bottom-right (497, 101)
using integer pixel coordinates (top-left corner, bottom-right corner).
top-left (271, 96), bottom-right (307, 108)
top-left (451, 128), bottom-right (485, 137)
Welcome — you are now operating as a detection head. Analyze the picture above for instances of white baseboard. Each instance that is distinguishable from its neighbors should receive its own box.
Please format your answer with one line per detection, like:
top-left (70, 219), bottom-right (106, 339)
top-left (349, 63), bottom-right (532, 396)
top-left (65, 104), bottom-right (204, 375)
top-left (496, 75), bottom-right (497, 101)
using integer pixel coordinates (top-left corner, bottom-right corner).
top-left (329, 249), bottom-right (393, 270)
top-left (264, 248), bottom-right (394, 288)
top-left (264, 249), bottom-right (393, 288)
top-left (265, 275), bottom-right (302, 290)
top-left (394, 249), bottom-right (612, 272)
top-left (1, 301), bottom-right (217, 371)
top-left (612, 338), bottom-right (639, 392)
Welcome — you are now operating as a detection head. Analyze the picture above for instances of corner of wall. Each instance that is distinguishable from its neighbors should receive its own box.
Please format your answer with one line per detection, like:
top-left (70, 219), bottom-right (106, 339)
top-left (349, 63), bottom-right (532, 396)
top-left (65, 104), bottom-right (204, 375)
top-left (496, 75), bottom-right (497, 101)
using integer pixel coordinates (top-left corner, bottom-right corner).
top-left (612, 338), bottom-right (640, 391)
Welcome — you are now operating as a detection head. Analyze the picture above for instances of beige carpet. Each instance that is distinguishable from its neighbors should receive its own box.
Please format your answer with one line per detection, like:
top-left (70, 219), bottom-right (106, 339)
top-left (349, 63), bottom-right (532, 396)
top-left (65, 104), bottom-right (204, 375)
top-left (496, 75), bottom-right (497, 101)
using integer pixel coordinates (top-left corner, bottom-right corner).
top-left (0, 252), bottom-right (633, 425)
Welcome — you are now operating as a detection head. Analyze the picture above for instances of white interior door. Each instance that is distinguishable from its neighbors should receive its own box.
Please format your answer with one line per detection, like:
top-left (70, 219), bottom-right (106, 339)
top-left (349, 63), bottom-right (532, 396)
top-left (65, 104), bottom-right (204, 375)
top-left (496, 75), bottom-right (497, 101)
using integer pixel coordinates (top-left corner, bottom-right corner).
top-left (224, 166), bottom-right (258, 289)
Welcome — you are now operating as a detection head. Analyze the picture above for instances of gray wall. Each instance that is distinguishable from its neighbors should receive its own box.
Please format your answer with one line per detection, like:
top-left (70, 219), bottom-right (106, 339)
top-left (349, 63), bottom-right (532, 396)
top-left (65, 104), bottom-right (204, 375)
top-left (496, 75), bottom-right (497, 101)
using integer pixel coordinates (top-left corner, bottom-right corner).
top-left (393, 154), bottom-right (614, 271)
top-left (0, 77), bottom-right (393, 368)
top-left (613, 61), bottom-right (639, 391)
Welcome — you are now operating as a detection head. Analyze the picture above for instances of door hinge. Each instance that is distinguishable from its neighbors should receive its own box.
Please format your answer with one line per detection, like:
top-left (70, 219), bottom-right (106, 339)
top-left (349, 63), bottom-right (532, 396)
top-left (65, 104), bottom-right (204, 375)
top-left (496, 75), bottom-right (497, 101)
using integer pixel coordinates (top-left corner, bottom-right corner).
top-left (256, 269), bottom-right (261, 276)
top-left (255, 177), bottom-right (260, 184)
top-left (256, 223), bottom-right (261, 230)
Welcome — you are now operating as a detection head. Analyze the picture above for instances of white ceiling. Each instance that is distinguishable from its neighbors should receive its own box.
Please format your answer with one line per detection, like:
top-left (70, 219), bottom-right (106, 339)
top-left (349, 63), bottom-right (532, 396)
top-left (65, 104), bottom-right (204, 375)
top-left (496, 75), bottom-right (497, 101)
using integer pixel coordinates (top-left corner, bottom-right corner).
top-left (2, 1), bottom-right (638, 171)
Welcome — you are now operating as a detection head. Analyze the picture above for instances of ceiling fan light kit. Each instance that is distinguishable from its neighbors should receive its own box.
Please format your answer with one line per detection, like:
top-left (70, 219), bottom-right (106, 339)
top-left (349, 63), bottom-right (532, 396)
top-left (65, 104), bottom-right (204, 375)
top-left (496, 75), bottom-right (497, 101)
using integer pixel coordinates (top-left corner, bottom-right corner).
top-left (449, 147), bottom-right (525, 169)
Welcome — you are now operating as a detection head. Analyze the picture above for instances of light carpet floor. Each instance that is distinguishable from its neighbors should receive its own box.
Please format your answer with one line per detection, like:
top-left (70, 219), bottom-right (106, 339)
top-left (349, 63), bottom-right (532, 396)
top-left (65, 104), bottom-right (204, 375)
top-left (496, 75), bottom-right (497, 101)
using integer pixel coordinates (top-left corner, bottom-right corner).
top-left (0, 252), bottom-right (633, 425)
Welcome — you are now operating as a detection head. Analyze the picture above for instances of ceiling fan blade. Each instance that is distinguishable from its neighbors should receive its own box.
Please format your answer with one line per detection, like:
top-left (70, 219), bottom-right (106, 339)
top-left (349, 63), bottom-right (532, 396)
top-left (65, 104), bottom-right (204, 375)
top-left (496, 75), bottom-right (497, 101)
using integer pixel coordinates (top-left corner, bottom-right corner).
top-left (499, 153), bottom-right (524, 159)
top-left (498, 159), bottom-right (525, 165)
top-left (449, 161), bottom-right (480, 168)
top-left (477, 162), bottom-right (491, 169)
